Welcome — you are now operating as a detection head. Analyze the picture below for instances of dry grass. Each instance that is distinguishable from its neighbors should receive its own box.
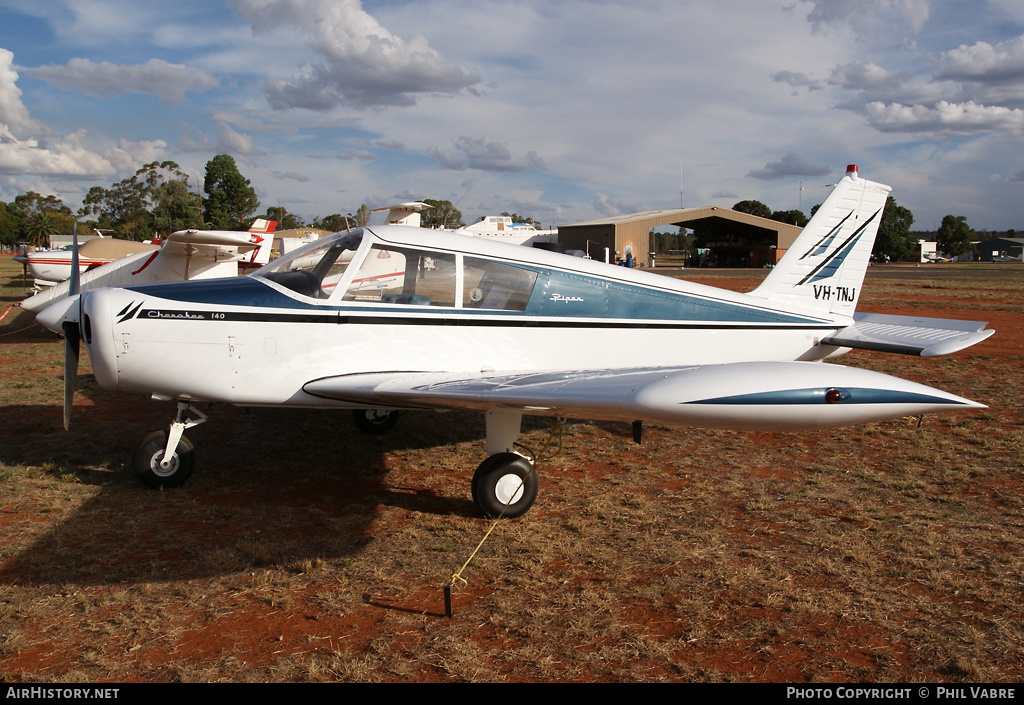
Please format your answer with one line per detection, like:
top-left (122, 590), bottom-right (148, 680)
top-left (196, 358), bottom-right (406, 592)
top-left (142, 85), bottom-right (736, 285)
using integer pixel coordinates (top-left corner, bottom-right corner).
top-left (0, 257), bottom-right (1021, 682)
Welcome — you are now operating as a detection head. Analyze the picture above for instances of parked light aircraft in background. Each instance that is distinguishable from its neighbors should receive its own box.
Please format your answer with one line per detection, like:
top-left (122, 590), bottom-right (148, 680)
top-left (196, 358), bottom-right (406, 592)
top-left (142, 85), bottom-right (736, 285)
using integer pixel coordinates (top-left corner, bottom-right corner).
top-left (15, 235), bottom-right (157, 290)
top-left (20, 219), bottom-right (277, 315)
top-left (36, 166), bottom-right (993, 518)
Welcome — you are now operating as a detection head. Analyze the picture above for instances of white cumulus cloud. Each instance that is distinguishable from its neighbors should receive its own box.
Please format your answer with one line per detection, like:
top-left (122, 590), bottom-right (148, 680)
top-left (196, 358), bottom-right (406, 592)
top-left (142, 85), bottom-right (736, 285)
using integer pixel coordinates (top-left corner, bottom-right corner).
top-left (829, 61), bottom-right (907, 91)
top-left (0, 48), bottom-right (47, 139)
top-left (234, 0), bottom-right (480, 110)
top-left (0, 47), bottom-right (166, 179)
top-left (27, 58), bottom-right (219, 104)
top-left (804, 0), bottom-right (929, 34)
top-left (938, 34), bottom-right (1024, 84)
top-left (429, 136), bottom-right (544, 173)
top-left (865, 100), bottom-right (1024, 138)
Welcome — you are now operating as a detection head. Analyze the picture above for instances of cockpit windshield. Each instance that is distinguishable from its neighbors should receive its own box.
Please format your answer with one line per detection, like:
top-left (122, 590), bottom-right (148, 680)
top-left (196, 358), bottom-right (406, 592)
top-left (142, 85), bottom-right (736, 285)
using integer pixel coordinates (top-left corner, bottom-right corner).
top-left (256, 227), bottom-right (541, 310)
top-left (256, 230), bottom-right (363, 299)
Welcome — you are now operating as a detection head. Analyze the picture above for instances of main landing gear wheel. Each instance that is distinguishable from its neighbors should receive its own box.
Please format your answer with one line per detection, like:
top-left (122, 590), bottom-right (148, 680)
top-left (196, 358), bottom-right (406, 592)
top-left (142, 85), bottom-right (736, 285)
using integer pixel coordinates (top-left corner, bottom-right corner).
top-left (471, 452), bottom-right (538, 519)
top-left (134, 430), bottom-right (195, 489)
top-left (352, 408), bottom-right (399, 435)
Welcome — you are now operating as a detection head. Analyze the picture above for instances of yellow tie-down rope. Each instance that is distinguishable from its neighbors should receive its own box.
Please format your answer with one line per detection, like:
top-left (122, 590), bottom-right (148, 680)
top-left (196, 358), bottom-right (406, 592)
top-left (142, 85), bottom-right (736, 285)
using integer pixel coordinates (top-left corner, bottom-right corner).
top-left (443, 418), bottom-right (565, 618)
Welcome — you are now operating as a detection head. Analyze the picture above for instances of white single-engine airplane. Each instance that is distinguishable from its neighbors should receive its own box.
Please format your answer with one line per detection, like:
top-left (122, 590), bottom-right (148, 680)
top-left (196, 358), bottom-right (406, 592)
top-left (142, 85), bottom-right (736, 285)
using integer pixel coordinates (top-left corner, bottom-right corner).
top-left (36, 166), bottom-right (993, 518)
top-left (15, 235), bottom-right (158, 290)
top-left (20, 219), bottom-right (277, 315)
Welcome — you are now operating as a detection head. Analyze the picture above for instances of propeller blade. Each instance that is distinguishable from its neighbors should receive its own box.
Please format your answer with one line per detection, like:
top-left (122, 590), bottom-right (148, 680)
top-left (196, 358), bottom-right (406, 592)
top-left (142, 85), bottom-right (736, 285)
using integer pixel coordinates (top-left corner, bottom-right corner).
top-left (62, 321), bottom-right (80, 431)
top-left (69, 222), bottom-right (81, 297)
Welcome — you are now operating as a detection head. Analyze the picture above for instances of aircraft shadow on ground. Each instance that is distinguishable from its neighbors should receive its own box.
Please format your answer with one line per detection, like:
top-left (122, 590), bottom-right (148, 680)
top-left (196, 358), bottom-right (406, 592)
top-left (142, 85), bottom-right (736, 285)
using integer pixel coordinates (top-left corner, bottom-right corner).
top-left (0, 386), bottom-right (495, 588)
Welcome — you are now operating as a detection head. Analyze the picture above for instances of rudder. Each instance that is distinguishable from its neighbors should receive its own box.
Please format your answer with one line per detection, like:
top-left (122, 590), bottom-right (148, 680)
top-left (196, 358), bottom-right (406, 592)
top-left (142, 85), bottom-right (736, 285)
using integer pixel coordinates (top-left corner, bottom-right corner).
top-left (749, 165), bottom-right (891, 319)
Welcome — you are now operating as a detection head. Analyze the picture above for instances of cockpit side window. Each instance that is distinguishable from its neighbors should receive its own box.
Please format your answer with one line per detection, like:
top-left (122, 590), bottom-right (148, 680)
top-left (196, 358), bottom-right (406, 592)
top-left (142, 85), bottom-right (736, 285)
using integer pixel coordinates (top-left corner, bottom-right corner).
top-left (343, 245), bottom-right (456, 307)
top-left (258, 232), bottom-right (362, 299)
top-left (463, 257), bottom-right (538, 311)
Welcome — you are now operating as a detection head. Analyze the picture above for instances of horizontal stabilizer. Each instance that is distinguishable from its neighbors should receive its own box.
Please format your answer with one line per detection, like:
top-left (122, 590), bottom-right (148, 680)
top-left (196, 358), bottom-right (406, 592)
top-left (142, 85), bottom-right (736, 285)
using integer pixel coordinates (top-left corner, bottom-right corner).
top-left (822, 312), bottom-right (994, 357)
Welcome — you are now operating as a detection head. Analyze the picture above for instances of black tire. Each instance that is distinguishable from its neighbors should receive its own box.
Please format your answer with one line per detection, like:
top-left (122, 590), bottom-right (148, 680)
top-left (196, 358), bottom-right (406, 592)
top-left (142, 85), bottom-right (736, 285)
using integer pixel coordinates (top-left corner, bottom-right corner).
top-left (471, 452), bottom-right (538, 519)
top-left (352, 408), bottom-right (398, 435)
top-left (134, 430), bottom-right (195, 489)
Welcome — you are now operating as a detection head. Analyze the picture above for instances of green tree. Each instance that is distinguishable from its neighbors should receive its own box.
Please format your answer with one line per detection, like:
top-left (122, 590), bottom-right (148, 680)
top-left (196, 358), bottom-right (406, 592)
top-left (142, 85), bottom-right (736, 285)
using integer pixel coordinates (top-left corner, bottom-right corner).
top-left (652, 228), bottom-right (691, 255)
top-left (732, 200), bottom-right (772, 219)
top-left (873, 197), bottom-right (916, 262)
top-left (80, 161), bottom-right (200, 240)
top-left (0, 202), bottom-right (24, 247)
top-left (23, 211), bottom-right (59, 247)
top-left (203, 154), bottom-right (260, 230)
top-left (770, 209), bottom-right (809, 227)
top-left (152, 177), bottom-right (203, 234)
top-left (354, 204), bottom-right (371, 227)
top-left (421, 199), bottom-right (463, 228)
top-left (500, 212), bottom-right (541, 227)
top-left (314, 213), bottom-right (351, 232)
top-left (265, 206), bottom-right (305, 230)
top-left (936, 215), bottom-right (976, 257)
top-left (14, 192), bottom-right (75, 245)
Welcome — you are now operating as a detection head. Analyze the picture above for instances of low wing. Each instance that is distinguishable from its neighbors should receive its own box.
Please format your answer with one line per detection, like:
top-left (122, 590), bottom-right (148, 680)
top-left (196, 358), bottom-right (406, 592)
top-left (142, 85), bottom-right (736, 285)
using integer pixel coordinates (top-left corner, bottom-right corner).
top-left (822, 312), bottom-right (993, 357)
top-left (304, 361), bottom-right (983, 432)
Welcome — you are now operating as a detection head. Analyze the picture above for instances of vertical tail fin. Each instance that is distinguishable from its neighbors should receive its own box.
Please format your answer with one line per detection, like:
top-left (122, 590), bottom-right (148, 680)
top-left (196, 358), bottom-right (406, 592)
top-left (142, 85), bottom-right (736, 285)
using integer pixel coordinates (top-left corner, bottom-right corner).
top-left (749, 165), bottom-right (891, 318)
top-left (246, 219), bottom-right (278, 267)
top-left (248, 219), bottom-right (277, 236)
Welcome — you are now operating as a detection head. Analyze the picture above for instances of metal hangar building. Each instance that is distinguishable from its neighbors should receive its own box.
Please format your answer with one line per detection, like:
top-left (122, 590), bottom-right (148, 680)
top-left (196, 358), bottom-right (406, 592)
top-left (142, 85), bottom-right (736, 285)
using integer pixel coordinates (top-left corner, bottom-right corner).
top-left (557, 207), bottom-right (804, 267)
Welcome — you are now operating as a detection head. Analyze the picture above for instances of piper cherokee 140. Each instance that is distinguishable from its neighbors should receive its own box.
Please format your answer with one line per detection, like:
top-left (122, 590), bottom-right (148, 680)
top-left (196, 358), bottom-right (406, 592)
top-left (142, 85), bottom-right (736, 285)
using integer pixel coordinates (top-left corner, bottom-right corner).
top-left (36, 166), bottom-right (993, 518)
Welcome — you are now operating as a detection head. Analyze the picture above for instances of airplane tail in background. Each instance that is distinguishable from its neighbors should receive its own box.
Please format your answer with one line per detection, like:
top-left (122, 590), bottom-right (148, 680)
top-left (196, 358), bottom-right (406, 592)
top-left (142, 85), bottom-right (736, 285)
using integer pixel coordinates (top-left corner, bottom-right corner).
top-left (249, 218), bottom-right (277, 236)
top-left (749, 166), bottom-right (891, 319)
top-left (245, 219), bottom-right (278, 269)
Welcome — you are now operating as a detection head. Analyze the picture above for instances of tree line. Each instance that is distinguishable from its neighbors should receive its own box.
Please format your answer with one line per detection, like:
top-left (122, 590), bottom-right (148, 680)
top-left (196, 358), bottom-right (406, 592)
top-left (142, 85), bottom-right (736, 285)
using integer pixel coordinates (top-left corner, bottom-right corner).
top-left (0, 153), bottom-right (479, 249)
top-left (1, 155), bottom-right (258, 247)
top-left (0, 156), bottom-right (998, 261)
top-left (727, 197), bottom-right (984, 261)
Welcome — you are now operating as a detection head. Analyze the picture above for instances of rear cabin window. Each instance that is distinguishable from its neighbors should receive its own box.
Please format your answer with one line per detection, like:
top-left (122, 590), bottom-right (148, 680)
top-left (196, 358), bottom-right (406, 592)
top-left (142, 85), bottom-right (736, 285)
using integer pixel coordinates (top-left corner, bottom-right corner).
top-left (344, 245), bottom-right (457, 307)
top-left (463, 257), bottom-right (537, 311)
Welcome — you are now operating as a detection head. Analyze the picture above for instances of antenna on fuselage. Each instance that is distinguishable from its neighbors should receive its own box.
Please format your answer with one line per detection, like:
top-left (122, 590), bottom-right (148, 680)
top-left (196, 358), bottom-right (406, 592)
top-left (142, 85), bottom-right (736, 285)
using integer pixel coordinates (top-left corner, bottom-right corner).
top-left (446, 173), bottom-right (484, 228)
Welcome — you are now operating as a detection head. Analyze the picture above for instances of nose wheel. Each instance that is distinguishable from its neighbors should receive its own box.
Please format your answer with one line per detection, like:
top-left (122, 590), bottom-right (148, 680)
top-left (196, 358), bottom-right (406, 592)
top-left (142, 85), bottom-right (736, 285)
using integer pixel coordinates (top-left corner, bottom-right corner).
top-left (134, 430), bottom-right (195, 489)
top-left (134, 400), bottom-right (206, 489)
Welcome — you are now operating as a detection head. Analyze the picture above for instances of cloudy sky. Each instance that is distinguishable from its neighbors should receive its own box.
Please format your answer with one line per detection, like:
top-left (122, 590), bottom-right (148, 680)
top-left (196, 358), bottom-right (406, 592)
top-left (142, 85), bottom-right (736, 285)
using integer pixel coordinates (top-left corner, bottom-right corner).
top-left (1, 0), bottom-right (1022, 230)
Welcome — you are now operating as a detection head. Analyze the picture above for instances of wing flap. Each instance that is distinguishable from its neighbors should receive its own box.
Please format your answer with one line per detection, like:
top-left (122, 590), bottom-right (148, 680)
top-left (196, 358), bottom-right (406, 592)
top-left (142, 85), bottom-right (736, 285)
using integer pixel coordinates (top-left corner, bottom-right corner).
top-left (822, 312), bottom-right (993, 357)
top-left (303, 361), bottom-right (983, 432)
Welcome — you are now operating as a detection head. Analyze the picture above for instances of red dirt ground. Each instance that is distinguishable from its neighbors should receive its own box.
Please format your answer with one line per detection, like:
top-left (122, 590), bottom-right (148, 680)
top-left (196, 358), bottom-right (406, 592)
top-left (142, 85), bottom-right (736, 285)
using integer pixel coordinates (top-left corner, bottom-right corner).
top-left (0, 264), bottom-right (1021, 682)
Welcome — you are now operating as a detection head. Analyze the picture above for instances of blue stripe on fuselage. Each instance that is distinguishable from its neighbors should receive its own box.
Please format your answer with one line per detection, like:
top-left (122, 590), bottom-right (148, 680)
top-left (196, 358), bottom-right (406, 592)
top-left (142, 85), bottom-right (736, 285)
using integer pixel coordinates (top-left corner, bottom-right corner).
top-left (126, 277), bottom-right (310, 309)
top-left (126, 274), bottom-right (824, 325)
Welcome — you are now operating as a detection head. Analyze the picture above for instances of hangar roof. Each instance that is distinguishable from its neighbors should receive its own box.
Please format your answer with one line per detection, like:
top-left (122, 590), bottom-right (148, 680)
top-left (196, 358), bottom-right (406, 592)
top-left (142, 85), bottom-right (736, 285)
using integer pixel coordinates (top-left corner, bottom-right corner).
top-left (561, 207), bottom-right (804, 249)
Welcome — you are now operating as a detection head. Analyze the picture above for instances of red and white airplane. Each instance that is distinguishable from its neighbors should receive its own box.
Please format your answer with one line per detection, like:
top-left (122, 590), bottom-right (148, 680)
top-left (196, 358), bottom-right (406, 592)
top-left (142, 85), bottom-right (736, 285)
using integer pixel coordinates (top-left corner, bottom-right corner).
top-left (21, 219), bottom-right (276, 315)
top-left (15, 235), bottom-right (157, 290)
